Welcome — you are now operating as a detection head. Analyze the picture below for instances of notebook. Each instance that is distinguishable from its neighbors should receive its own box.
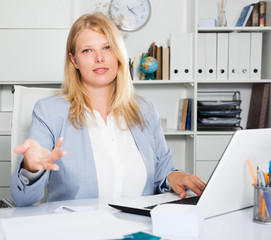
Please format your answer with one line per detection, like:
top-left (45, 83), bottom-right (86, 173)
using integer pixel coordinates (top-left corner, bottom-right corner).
top-left (109, 128), bottom-right (271, 219)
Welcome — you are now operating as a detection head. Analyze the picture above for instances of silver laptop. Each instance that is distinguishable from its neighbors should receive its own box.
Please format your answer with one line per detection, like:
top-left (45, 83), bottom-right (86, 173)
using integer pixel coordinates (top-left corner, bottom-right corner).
top-left (109, 128), bottom-right (271, 219)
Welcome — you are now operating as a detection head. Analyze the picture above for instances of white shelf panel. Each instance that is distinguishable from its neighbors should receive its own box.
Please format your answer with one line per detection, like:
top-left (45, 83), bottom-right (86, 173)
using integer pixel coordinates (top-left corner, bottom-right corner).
top-left (197, 131), bottom-right (235, 135)
top-left (198, 27), bottom-right (271, 32)
top-left (0, 131), bottom-right (11, 136)
top-left (197, 79), bottom-right (271, 83)
top-left (164, 129), bottom-right (194, 136)
top-left (0, 81), bottom-right (62, 85)
top-left (132, 80), bottom-right (194, 85)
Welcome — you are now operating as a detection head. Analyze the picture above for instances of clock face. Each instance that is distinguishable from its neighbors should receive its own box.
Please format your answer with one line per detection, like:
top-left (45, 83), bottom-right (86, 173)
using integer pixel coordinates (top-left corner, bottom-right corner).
top-left (110, 0), bottom-right (151, 31)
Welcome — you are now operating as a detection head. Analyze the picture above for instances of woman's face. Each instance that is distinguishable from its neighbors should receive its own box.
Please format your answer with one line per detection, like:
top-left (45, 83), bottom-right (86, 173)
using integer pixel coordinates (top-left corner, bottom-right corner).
top-left (70, 29), bottom-right (118, 90)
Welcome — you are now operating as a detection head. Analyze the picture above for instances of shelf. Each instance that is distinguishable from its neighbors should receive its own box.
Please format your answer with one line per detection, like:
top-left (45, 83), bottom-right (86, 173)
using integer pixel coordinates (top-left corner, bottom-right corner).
top-left (198, 26), bottom-right (271, 33)
top-left (0, 81), bottom-right (62, 85)
top-left (197, 79), bottom-right (271, 83)
top-left (164, 129), bottom-right (194, 136)
top-left (132, 80), bottom-right (194, 85)
top-left (197, 131), bottom-right (235, 135)
top-left (0, 131), bottom-right (11, 136)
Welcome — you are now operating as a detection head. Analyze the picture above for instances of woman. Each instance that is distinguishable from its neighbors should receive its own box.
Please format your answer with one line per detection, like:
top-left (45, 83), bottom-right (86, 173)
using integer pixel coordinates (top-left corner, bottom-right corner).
top-left (10, 13), bottom-right (205, 207)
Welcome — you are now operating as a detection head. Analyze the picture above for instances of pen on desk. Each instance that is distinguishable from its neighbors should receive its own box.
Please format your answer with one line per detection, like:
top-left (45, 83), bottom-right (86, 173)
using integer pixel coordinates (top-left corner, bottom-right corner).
top-left (264, 173), bottom-right (269, 186)
top-left (258, 168), bottom-right (271, 217)
top-left (259, 169), bottom-right (266, 187)
top-left (62, 206), bottom-right (76, 212)
top-left (256, 166), bottom-right (266, 218)
top-left (132, 57), bottom-right (135, 66)
top-left (247, 160), bottom-right (257, 186)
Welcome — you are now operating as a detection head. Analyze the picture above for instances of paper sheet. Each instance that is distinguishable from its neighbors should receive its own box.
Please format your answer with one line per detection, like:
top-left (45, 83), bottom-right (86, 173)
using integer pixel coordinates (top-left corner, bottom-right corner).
top-left (1, 209), bottom-right (149, 240)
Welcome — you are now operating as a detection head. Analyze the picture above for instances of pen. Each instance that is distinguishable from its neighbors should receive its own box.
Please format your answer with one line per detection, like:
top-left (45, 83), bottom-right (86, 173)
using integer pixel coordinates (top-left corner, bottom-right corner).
top-left (264, 173), bottom-right (269, 186)
top-left (269, 161), bottom-right (271, 187)
top-left (247, 160), bottom-right (257, 186)
top-left (62, 206), bottom-right (76, 212)
top-left (259, 170), bottom-right (267, 187)
top-left (132, 57), bottom-right (136, 66)
top-left (258, 169), bottom-right (271, 217)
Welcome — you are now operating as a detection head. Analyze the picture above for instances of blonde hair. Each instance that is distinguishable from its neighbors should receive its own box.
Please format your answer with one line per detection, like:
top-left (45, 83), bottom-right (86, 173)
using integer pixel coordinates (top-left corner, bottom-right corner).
top-left (63, 12), bottom-right (145, 129)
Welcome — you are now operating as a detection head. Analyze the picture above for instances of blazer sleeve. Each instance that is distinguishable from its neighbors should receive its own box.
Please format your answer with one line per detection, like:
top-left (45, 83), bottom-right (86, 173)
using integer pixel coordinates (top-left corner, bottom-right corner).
top-left (140, 99), bottom-right (178, 193)
top-left (10, 99), bottom-right (57, 206)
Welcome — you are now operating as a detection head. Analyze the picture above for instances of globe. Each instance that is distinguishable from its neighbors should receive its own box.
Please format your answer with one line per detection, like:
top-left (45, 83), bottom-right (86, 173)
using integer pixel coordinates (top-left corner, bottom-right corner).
top-left (140, 55), bottom-right (158, 80)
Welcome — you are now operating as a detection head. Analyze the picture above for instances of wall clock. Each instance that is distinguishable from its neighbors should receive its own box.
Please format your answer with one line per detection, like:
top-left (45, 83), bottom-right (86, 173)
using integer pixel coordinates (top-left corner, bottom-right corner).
top-left (109, 0), bottom-right (151, 31)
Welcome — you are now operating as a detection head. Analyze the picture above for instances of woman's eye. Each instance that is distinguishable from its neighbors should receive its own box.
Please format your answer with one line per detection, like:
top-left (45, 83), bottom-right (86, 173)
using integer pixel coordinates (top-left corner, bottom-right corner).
top-left (83, 49), bottom-right (91, 53)
top-left (104, 46), bottom-right (111, 50)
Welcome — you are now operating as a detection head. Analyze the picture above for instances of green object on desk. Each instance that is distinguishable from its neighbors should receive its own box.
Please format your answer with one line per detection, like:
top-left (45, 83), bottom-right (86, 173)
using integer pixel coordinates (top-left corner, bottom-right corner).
top-left (119, 231), bottom-right (161, 240)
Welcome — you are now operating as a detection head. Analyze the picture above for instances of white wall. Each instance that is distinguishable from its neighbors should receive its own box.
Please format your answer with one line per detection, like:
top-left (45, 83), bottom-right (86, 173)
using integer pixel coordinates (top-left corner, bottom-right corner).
top-left (73, 0), bottom-right (188, 80)
top-left (0, 0), bottom-right (188, 109)
top-left (198, 0), bottom-right (262, 27)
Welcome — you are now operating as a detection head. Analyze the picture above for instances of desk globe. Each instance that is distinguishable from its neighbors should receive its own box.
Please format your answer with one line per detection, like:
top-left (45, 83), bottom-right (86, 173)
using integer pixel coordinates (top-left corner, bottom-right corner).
top-left (140, 55), bottom-right (158, 80)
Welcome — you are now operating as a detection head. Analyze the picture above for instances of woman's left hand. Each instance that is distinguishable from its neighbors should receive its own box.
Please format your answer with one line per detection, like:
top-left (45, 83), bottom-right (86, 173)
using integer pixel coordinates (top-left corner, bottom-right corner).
top-left (167, 171), bottom-right (206, 199)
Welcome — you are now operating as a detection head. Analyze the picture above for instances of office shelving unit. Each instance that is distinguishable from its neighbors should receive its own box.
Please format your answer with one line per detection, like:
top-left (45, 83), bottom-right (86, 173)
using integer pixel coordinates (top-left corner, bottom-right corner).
top-left (0, 0), bottom-right (271, 198)
top-left (133, 0), bottom-right (271, 181)
top-left (195, 0), bottom-right (271, 180)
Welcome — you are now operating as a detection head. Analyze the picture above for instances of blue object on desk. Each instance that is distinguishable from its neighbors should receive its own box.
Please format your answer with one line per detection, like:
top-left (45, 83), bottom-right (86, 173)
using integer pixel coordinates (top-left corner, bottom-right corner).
top-left (258, 170), bottom-right (271, 216)
top-left (120, 231), bottom-right (161, 240)
top-left (263, 191), bottom-right (271, 216)
top-left (269, 161), bottom-right (271, 187)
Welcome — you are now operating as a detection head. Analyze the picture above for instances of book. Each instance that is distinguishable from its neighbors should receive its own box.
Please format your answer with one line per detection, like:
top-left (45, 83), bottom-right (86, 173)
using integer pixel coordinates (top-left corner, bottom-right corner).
top-left (185, 98), bottom-right (192, 130)
top-left (253, 3), bottom-right (260, 26)
top-left (148, 42), bottom-right (156, 58)
top-left (181, 99), bottom-right (189, 130)
top-left (246, 3), bottom-right (258, 26)
top-left (246, 83), bottom-right (270, 129)
top-left (147, 42), bottom-right (157, 79)
top-left (162, 47), bottom-right (170, 80)
top-left (245, 11), bottom-right (252, 26)
top-left (259, 1), bottom-right (266, 27)
top-left (155, 46), bottom-right (162, 80)
top-left (236, 5), bottom-right (254, 27)
top-left (177, 99), bottom-right (183, 130)
top-left (251, 3), bottom-right (259, 26)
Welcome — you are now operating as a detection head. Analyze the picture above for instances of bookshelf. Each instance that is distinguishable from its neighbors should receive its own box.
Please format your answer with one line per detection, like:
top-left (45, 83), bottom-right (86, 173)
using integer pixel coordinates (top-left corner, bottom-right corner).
top-left (195, 0), bottom-right (271, 181)
top-left (1, 0), bottom-right (271, 199)
top-left (134, 0), bottom-right (271, 181)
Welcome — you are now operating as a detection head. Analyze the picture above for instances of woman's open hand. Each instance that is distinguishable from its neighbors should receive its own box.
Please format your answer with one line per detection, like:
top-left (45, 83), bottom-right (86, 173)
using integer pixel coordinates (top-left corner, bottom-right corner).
top-left (13, 138), bottom-right (67, 173)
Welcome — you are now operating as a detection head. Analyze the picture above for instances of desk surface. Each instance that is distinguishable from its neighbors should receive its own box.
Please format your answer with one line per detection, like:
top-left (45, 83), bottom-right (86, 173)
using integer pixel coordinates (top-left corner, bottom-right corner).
top-left (0, 198), bottom-right (271, 240)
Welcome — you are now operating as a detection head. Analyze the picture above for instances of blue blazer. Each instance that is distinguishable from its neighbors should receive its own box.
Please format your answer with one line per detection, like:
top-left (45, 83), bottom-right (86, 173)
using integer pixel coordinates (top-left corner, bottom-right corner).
top-left (10, 95), bottom-right (175, 206)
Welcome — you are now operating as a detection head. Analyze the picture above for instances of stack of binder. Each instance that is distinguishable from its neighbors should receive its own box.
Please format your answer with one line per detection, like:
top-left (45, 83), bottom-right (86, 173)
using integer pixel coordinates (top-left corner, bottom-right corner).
top-left (197, 32), bottom-right (263, 81)
top-left (197, 91), bottom-right (242, 131)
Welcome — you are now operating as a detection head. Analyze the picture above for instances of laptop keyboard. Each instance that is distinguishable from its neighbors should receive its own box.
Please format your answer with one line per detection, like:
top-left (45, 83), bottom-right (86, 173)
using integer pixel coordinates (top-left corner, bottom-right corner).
top-left (144, 196), bottom-right (200, 210)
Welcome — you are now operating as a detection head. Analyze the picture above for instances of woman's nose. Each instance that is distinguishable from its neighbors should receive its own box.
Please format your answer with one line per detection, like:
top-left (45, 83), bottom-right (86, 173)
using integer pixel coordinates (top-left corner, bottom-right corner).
top-left (95, 51), bottom-right (104, 63)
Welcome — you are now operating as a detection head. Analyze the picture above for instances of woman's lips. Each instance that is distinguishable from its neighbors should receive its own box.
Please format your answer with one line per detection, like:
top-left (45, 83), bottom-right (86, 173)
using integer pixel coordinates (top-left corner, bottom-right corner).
top-left (93, 67), bottom-right (109, 74)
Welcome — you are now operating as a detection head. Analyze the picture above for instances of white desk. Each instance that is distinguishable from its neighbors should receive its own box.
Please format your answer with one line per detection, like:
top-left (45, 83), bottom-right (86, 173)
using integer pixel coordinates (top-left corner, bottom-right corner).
top-left (0, 198), bottom-right (270, 240)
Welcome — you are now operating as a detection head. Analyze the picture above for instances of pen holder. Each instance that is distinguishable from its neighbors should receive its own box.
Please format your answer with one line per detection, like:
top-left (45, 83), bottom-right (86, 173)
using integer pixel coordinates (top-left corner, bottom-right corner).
top-left (253, 185), bottom-right (271, 224)
top-left (129, 65), bottom-right (134, 80)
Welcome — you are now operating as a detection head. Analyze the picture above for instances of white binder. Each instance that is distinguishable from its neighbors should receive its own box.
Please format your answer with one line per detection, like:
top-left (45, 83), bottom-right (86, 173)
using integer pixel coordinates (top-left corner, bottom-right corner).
top-left (250, 32), bottom-right (263, 80)
top-left (205, 33), bottom-right (217, 80)
top-left (228, 33), bottom-right (250, 80)
top-left (239, 33), bottom-right (250, 80)
top-left (170, 33), bottom-right (192, 81)
top-left (197, 33), bottom-right (206, 81)
top-left (216, 33), bottom-right (229, 81)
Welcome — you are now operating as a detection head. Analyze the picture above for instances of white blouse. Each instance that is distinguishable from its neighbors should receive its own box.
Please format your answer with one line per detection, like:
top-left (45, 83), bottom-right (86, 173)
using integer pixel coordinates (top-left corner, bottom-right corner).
top-left (86, 110), bottom-right (147, 198)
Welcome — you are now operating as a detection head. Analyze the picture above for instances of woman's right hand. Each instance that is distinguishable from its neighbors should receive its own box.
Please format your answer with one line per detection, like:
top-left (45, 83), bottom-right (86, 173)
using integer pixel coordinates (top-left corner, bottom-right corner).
top-left (13, 138), bottom-right (67, 173)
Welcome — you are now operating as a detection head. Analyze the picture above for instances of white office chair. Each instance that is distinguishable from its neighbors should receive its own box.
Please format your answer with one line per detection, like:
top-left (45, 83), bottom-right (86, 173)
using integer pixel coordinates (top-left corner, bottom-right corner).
top-left (11, 85), bottom-right (62, 174)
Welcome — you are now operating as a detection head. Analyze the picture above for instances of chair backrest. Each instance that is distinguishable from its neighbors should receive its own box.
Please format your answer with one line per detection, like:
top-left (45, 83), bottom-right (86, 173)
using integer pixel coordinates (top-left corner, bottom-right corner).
top-left (11, 85), bottom-right (62, 174)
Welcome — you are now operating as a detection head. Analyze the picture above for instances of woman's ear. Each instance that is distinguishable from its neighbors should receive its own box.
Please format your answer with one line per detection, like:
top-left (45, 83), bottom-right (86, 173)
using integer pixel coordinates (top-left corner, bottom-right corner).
top-left (69, 53), bottom-right (79, 69)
